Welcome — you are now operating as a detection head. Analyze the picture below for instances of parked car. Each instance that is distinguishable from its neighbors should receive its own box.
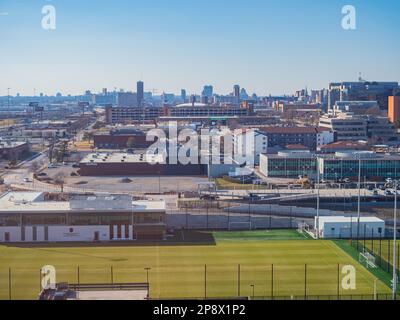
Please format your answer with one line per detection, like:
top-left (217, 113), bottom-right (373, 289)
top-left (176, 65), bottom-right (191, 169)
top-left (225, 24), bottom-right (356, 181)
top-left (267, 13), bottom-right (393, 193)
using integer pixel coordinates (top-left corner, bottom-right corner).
top-left (200, 194), bottom-right (219, 201)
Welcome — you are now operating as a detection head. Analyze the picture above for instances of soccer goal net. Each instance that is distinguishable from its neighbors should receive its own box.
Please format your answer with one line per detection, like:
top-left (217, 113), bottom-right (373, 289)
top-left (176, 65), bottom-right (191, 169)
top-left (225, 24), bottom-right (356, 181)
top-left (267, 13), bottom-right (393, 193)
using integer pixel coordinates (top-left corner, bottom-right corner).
top-left (297, 223), bottom-right (314, 238)
top-left (359, 251), bottom-right (377, 269)
top-left (297, 223), bottom-right (310, 233)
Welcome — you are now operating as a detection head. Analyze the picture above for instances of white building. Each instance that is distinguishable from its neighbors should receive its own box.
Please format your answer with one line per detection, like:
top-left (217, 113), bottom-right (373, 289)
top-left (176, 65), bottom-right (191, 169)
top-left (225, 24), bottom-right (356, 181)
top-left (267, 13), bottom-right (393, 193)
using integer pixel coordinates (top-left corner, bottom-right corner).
top-left (317, 129), bottom-right (336, 147)
top-left (0, 192), bottom-right (166, 243)
top-left (319, 114), bottom-right (368, 141)
top-left (233, 129), bottom-right (267, 165)
top-left (315, 216), bottom-right (385, 239)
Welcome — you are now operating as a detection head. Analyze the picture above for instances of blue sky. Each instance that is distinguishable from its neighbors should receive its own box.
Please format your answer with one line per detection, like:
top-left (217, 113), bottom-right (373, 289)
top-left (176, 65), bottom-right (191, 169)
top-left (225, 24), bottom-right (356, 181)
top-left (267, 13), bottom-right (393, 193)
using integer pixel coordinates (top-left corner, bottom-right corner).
top-left (0, 0), bottom-right (399, 96)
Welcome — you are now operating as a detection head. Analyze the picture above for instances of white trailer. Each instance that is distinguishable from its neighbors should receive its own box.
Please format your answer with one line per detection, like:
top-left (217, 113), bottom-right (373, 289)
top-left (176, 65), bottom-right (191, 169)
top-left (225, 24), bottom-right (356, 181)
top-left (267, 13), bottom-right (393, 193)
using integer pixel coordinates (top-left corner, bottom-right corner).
top-left (315, 216), bottom-right (385, 239)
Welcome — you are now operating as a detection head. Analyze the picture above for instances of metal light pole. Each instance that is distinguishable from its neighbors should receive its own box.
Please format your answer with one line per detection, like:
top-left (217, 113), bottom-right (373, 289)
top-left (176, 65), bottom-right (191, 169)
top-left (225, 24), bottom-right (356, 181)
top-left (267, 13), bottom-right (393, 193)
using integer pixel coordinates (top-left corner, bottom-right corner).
top-left (316, 157), bottom-right (320, 239)
top-left (145, 267), bottom-right (151, 284)
top-left (357, 156), bottom-right (362, 246)
top-left (393, 180), bottom-right (398, 300)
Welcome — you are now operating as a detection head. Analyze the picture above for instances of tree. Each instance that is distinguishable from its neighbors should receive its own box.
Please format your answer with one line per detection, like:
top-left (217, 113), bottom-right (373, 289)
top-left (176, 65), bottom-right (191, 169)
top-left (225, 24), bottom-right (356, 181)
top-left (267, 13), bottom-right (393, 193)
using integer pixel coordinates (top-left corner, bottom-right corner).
top-left (53, 141), bottom-right (69, 163)
top-left (92, 121), bottom-right (106, 130)
top-left (29, 161), bottom-right (41, 174)
top-left (54, 173), bottom-right (66, 193)
top-left (126, 137), bottom-right (136, 149)
top-left (83, 132), bottom-right (94, 142)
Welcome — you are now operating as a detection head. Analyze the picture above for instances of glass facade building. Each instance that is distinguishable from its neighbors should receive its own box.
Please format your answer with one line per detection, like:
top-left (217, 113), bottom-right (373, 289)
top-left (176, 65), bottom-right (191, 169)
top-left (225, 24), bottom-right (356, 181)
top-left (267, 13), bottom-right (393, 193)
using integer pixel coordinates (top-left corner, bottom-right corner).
top-left (260, 151), bottom-right (317, 179)
top-left (260, 151), bottom-right (400, 182)
top-left (320, 153), bottom-right (400, 181)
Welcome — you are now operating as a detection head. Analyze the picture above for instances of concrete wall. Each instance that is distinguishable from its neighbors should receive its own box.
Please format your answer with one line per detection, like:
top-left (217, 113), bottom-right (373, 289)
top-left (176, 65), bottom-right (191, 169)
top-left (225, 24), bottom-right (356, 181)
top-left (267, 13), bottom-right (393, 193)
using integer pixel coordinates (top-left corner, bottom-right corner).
top-left (0, 227), bottom-right (21, 242)
top-left (0, 226), bottom-right (110, 243)
top-left (166, 213), bottom-right (312, 230)
top-left (259, 154), bottom-right (268, 177)
top-left (48, 226), bottom-right (109, 242)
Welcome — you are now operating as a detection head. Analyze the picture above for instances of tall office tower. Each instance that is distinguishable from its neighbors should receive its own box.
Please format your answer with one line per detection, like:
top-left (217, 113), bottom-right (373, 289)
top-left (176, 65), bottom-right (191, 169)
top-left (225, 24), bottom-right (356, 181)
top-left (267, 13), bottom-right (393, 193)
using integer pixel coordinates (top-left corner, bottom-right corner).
top-left (190, 94), bottom-right (197, 106)
top-left (118, 92), bottom-right (138, 107)
top-left (137, 81), bottom-right (144, 106)
top-left (388, 96), bottom-right (400, 127)
top-left (102, 88), bottom-right (108, 95)
top-left (234, 85), bottom-right (240, 104)
top-left (328, 83), bottom-right (342, 112)
top-left (181, 89), bottom-right (187, 103)
top-left (202, 85), bottom-right (213, 98)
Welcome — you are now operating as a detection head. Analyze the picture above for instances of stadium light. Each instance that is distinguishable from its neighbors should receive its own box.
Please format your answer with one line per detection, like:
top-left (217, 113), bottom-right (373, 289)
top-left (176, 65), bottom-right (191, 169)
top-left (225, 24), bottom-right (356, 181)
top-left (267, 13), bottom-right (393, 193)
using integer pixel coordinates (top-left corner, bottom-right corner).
top-left (316, 157), bottom-right (320, 239)
top-left (393, 180), bottom-right (398, 300)
top-left (357, 156), bottom-right (362, 248)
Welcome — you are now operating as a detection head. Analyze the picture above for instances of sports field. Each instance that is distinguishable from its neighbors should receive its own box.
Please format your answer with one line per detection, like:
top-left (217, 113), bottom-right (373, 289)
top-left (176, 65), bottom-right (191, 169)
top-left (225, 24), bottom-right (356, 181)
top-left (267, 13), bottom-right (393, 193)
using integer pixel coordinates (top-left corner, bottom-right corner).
top-left (362, 239), bottom-right (400, 266)
top-left (0, 230), bottom-right (392, 300)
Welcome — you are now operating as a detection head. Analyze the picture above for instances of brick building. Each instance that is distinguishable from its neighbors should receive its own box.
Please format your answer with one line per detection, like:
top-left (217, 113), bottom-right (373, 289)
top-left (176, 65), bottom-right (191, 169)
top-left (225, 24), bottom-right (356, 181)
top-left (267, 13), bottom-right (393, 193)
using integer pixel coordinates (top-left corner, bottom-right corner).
top-left (0, 141), bottom-right (30, 161)
top-left (93, 128), bottom-right (152, 149)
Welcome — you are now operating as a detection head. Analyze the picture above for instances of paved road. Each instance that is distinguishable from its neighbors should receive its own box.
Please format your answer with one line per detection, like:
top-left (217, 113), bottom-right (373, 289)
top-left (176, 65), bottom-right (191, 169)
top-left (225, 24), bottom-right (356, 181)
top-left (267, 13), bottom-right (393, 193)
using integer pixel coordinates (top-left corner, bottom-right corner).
top-left (2, 152), bottom-right (48, 186)
top-left (209, 188), bottom-right (378, 199)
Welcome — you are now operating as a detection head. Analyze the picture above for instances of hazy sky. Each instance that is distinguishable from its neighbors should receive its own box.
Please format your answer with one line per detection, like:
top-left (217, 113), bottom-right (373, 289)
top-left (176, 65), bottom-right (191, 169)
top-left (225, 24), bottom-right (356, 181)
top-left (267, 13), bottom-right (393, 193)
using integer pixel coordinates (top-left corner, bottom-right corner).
top-left (0, 0), bottom-right (399, 96)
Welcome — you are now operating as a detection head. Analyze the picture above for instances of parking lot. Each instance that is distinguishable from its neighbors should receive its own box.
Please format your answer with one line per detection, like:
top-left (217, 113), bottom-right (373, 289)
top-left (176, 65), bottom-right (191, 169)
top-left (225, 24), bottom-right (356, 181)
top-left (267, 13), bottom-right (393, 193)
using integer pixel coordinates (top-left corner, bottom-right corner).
top-left (40, 164), bottom-right (209, 194)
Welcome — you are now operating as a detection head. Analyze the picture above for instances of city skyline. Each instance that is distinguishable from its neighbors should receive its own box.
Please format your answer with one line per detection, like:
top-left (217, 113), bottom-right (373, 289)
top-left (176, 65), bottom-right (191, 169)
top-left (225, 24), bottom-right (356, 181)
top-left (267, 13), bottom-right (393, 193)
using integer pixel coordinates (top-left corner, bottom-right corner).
top-left (1, 0), bottom-right (400, 96)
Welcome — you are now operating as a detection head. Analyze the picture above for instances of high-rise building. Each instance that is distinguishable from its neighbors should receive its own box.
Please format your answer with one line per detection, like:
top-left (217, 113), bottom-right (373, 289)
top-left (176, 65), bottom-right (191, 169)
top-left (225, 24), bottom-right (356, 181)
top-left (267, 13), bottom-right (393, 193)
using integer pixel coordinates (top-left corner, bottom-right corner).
top-left (190, 94), bottom-right (197, 105)
top-left (118, 92), bottom-right (138, 107)
top-left (181, 89), bottom-right (187, 103)
top-left (233, 85), bottom-right (240, 104)
top-left (137, 81), bottom-right (144, 106)
top-left (388, 96), bottom-right (400, 127)
top-left (202, 85), bottom-right (213, 98)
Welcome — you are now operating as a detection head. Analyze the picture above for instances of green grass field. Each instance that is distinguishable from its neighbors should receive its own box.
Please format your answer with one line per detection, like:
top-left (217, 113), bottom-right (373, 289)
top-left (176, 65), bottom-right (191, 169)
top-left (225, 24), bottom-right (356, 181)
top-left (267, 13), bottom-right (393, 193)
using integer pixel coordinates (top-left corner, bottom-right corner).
top-left (0, 230), bottom-right (392, 300)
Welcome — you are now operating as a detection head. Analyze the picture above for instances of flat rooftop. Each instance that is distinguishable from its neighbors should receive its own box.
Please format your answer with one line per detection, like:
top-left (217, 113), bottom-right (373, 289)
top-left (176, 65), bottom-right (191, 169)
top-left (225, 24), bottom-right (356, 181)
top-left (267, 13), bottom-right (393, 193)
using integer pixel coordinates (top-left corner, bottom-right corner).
top-left (0, 192), bottom-right (166, 214)
top-left (0, 140), bottom-right (28, 149)
top-left (318, 216), bottom-right (384, 223)
top-left (0, 191), bottom-right (44, 204)
top-left (80, 153), bottom-right (164, 164)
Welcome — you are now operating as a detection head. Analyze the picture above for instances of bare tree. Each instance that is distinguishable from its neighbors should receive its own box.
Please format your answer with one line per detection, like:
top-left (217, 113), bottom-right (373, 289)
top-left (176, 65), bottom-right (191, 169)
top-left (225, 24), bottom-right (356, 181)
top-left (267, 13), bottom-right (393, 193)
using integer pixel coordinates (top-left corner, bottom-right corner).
top-left (54, 173), bottom-right (66, 193)
top-left (29, 161), bottom-right (41, 174)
